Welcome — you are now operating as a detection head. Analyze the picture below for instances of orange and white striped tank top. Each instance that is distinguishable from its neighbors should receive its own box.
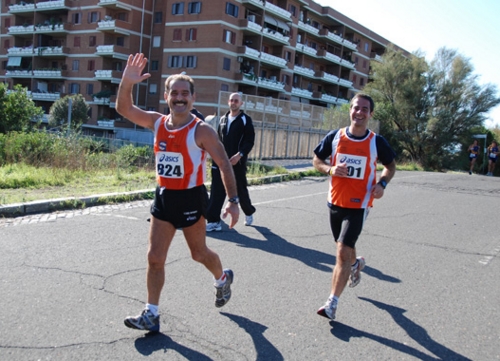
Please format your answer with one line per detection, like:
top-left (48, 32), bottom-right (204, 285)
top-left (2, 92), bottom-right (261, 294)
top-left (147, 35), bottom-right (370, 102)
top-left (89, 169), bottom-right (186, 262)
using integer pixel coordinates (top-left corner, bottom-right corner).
top-left (329, 127), bottom-right (378, 209)
top-left (154, 115), bottom-right (206, 190)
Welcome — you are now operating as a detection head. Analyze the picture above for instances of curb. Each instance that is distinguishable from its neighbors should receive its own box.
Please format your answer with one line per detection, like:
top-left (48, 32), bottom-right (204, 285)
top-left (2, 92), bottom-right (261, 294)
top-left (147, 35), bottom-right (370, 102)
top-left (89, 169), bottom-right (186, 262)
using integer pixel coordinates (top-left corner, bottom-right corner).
top-left (0, 170), bottom-right (313, 218)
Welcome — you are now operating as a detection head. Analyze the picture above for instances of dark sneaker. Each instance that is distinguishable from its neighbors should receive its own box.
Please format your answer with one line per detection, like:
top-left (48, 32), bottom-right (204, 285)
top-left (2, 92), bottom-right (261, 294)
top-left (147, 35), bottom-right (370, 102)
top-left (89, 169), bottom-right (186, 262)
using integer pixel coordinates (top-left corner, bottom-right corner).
top-left (124, 309), bottom-right (160, 332)
top-left (349, 257), bottom-right (366, 288)
top-left (215, 269), bottom-right (233, 308)
top-left (317, 297), bottom-right (337, 320)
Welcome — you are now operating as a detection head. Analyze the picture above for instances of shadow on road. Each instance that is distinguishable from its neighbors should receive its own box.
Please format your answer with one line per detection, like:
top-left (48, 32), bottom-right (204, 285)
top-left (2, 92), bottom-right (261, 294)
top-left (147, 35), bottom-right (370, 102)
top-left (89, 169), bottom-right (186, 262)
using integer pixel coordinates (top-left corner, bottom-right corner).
top-left (220, 312), bottom-right (284, 361)
top-left (208, 225), bottom-right (334, 272)
top-left (134, 332), bottom-right (213, 360)
top-left (329, 297), bottom-right (471, 361)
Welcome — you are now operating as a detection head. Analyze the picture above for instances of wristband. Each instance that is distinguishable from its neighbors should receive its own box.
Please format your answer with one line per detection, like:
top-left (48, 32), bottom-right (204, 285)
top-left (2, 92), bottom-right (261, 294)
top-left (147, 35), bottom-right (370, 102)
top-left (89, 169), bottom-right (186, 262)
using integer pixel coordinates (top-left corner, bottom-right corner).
top-left (228, 196), bottom-right (239, 204)
top-left (378, 180), bottom-right (387, 189)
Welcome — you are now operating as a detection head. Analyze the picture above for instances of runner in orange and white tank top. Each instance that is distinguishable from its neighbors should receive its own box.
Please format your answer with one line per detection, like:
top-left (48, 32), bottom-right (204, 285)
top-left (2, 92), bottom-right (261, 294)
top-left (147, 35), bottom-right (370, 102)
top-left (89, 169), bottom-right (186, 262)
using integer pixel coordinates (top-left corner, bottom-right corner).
top-left (328, 127), bottom-right (378, 209)
top-left (154, 115), bottom-right (206, 190)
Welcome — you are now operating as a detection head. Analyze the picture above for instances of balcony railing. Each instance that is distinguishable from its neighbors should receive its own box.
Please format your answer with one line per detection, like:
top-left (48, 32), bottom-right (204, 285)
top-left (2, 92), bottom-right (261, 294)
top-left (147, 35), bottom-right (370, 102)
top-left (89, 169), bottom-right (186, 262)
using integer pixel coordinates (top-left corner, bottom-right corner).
top-left (293, 65), bottom-right (315, 78)
top-left (243, 0), bottom-right (292, 20)
top-left (259, 52), bottom-right (287, 67)
top-left (338, 78), bottom-right (353, 88)
top-left (319, 72), bottom-right (339, 84)
top-left (291, 87), bottom-right (313, 98)
top-left (33, 69), bottom-right (63, 77)
top-left (295, 44), bottom-right (317, 57)
top-left (8, 25), bottom-right (35, 34)
top-left (257, 77), bottom-right (285, 91)
top-left (94, 97), bottom-right (111, 104)
top-left (262, 28), bottom-right (290, 44)
top-left (6, 70), bottom-right (32, 77)
top-left (298, 21), bottom-right (320, 36)
top-left (343, 39), bottom-right (357, 51)
top-left (31, 91), bottom-right (61, 101)
top-left (7, 46), bottom-right (34, 55)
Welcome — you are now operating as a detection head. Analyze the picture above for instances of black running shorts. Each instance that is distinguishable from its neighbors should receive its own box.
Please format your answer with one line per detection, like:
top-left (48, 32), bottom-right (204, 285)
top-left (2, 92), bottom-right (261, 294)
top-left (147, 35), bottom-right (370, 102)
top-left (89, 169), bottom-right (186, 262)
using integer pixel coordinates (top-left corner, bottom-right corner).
top-left (150, 185), bottom-right (209, 229)
top-left (328, 204), bottom-right (369, 248)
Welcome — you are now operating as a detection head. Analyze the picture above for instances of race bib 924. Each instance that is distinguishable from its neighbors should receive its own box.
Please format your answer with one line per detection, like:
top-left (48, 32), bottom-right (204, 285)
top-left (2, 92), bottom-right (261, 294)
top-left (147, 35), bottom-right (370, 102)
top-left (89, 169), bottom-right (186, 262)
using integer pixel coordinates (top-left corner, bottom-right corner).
top-left (156, 151), bottom-right (184, 178)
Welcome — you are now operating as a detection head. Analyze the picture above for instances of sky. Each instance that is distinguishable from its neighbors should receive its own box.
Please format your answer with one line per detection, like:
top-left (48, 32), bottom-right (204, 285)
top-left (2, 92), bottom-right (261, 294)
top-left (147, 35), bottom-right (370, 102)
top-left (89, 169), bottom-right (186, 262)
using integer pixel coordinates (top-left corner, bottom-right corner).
top-left (315, 0), bottom-right (500, 128)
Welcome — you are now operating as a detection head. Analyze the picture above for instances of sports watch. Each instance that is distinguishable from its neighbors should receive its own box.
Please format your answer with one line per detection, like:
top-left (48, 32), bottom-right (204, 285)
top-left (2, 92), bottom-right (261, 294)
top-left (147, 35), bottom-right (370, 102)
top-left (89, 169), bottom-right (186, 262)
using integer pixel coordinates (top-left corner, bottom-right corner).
top-left (228, 196), bottom-right (239, 204)
top-left (378, 180), bottom-right (387, 189)
top-left (239, 152), bottom-right (244, 157)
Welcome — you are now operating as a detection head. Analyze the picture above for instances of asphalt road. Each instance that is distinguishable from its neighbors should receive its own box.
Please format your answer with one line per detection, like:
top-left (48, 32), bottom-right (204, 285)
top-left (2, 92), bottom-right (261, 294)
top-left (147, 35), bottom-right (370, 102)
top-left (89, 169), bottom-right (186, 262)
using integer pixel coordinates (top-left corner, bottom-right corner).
top-left (1, 171), bottom-right (499, 360)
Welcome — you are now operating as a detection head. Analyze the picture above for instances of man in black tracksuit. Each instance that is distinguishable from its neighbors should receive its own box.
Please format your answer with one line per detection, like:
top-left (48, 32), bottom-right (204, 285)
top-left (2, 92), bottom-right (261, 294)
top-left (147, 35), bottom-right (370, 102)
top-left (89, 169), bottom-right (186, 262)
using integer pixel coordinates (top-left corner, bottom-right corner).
top-left (206, 92), bottom-right (256, 231)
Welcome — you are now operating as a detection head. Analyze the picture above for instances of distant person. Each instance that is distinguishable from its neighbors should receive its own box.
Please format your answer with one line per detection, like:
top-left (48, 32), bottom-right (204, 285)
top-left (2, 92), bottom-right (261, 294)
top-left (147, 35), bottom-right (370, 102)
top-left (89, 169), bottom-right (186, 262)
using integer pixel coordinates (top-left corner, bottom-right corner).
top-left (468, 139), bottom-right (480, 175)
top-left (487, 140), bottom-right (499, 176)
top-left (312, 93), bottom-right (396, 321)
top-left (206, 92), bottom-right (256, 231)
top-left (116, 53), bottom-right (239, 332)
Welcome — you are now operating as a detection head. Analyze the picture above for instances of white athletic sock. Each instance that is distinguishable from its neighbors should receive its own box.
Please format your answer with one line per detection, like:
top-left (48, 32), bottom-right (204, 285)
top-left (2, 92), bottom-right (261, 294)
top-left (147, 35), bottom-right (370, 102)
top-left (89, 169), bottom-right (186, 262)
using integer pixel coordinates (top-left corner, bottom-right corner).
top-left (214, 272), bottom-right (227, 287)
top-left (146, 303), bottom-right (159, 316)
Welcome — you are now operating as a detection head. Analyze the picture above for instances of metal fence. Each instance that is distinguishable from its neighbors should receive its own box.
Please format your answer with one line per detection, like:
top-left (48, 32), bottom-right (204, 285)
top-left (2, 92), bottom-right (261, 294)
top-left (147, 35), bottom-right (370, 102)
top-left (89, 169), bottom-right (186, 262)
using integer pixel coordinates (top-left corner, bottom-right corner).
top-left (216, 91), bottom-right (379, 160)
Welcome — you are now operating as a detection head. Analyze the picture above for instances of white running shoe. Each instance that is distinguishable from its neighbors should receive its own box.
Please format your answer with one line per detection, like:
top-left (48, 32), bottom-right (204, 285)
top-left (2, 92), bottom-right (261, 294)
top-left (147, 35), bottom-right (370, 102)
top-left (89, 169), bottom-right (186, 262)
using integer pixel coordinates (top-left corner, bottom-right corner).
top-left (244, 215), bottom-right (253, 226)
top-left (317, 297), bottom-right (337, 320)
top-left (349, 257), bottom-right (366, 288)
top-left (206, 221), bottom-right (222, 232)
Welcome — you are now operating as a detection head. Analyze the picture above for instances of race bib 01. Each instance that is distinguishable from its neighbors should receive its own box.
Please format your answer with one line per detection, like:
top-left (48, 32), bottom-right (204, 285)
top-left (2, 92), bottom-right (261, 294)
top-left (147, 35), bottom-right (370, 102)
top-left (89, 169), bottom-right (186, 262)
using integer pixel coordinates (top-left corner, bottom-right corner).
top-left (156, 151), bottom-right (184, 178)
top-left (336, 153), bottom-right (367, 180)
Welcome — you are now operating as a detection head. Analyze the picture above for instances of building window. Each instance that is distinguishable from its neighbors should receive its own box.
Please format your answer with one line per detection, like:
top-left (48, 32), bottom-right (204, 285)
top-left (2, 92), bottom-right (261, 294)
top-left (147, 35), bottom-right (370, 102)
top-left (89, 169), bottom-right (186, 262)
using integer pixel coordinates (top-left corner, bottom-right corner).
top-left (89, 36), bottom-right (96, 47)
top-left (88, 11), bottom-right (99, 23)
top-left (70, 83), bottom-right (80, 94)
top-left (285, 51), bottom-right (291, 62)
top-left (168, 56), bottom-right (182, 68)
top-left (87, 60), bottom-right (95, 71)
top-left (185, 56), bottom-right (197, 68)
top-left (297, 34), bottom-right (302, 44)
top-left (151, 60), bottom-right (159, 71)
top-left (113, 61), bottom-right (123, 71)
top-left (149, 84), bottom-right (157, 94)
top-left (188, 2), bottom-right (202, 14)
top-left (172, 2), bottom-right (184, 15)
top-left (225, 2), bottom-right (239, 17)
top-left (116, 37), bottom-right (124, 46)
top-left (4, 18), bottom-right (11, 28)
top-left (154, 11), bottom-right (163, 24)
top-left (116, 12), bottom-right (127, 21)
top-left (360, 78), bottom-right (365, 86)
top-left (221, 84), bottom-right (229, 92)
top-left (223, 57), bottom-right (230, 71)
top-left (153, 36), bottom-right (161, 47)
top-left (364, 42), bottom-right (369, 52)
top-left (223, 29), bottom-right (235, 44)
top-left (4, 39), bottom-right (10, 49)
top-left (73, 13), bottom-right (81, 24)
top-left (289, 4), bottom-right (296, 17)
top-left (72, 60), bottom-right (79, 71)
top-left (173, 28), bottom-right (182, 41)
top-left (282, 74), bottom-right (289, 85)
top-left (354, 56), bottom-right (358, 64)
top-left (87, 84), bottom-right (93, 95)
top-left (74, 36), bottom-right (80, 47)
top-left (186, 28), bottom-right (197, 41)
top-left (363, 60), bottom-right (367, 69)
top-left (352, 75), bottom-right (357, 83)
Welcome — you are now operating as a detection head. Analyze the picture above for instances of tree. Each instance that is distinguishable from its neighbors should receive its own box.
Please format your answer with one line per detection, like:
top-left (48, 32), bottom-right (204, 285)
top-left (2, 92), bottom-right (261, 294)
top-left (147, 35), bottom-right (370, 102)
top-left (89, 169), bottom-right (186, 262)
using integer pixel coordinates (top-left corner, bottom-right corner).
top-left (0, 83), bottom-right (44, 134)
top-left (49, 93), bottom-right (90, 131)
top-left (364, 46), bottom-right (500, 170)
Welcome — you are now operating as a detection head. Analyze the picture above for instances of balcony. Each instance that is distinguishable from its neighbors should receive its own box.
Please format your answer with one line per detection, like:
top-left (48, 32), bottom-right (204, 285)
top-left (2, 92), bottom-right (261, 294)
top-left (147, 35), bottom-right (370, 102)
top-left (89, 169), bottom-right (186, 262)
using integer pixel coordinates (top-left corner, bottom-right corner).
top-left (8, 3), bottom-right (35, 13)
top-left (372, 54), bottom-right (383, 62)
top-left (317, 49), bottom-right (342, 65)
top-left (33, 69), bottom-right (64, 78)
top-left (245, 19), bottom-right (262, 32)
top-left (94, 97), bottom-right (111, 105)
top-left (295, 44), bottom-right (318, 57)
top-left (340, 59), bottom-right (355, 69)
top-left (293, 65), bottom-right (315, 78)
top-left (242, 0), bottom-right (292, 20)
top-left (262, 28), bottom-right (290, 45)
top-left (338, 78), bottom-right (353, 88)
top-left (94, 70), bottom-right (121, 83)
top-left (7, 46), bottom-right (34, 56)
top-left (314, 92), bottom-right (337, 104)
top-left (5, 70), bottom-right (32, 78)
top-left (35, 23), bottom-right (67, 35)
top-left (97, 19), bottom-right (131, 35)
top-left (298, 21), bottom-right (320, 36)
top-left (342, 39), bottom-right (357, 51)
top-left (317, 71), bottom-right (339, 84)
top-left (98, 0), bottom-right (132, 11)
top-left (35, 0), bottom-right (69, 11)
top-left (8, 25), bottom-right (35, 36)
top-left (31, 91), bottom-right (61, 102)
top-left (95, 45), bottom-right (129, 60)
top-left (97, 119), bottom-right (115, 128)
top-left (320, 29), bottom-right (344, 47)
top-left (259, 52), bottom-right (287, 68)
top-left (257, 77), bottom-right (285, 92)
top-left (238, 72), bottom-right (258, 86)
top-left (291, 87), bottom-right (313, 98)
top-left (35, 46), bottom-right (68, 57)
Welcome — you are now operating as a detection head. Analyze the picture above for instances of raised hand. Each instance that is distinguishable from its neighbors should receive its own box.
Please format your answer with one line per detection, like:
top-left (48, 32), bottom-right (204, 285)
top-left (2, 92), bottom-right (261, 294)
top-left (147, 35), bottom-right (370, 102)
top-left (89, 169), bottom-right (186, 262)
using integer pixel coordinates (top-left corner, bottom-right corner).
top-left (122, 53), bottom-right (151, 85)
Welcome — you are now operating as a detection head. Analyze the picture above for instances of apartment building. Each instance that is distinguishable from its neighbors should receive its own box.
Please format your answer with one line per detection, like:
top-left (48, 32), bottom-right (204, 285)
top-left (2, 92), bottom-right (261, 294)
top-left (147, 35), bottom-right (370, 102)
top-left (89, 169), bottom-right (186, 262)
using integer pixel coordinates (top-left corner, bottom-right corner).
top-left (0, 0), bottom-right (406, 140)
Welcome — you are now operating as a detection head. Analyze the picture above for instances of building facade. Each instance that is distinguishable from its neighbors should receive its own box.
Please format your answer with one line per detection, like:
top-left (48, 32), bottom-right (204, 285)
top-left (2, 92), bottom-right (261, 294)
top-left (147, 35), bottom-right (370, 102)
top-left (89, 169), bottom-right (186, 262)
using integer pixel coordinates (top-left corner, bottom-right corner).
top-left (0, 0), bottom-right (407, 139)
